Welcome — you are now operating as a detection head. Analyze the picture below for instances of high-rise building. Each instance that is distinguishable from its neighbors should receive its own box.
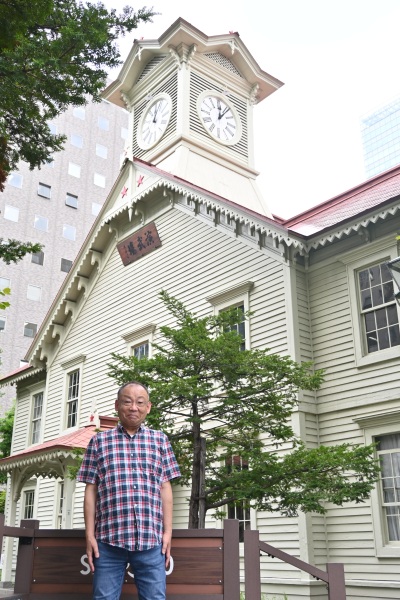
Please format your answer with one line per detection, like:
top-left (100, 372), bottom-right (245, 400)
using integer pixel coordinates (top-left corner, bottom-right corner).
top-left (0, 99), bottom-right (129, 410)
top-left (361, 95), bottom-right (400, 178)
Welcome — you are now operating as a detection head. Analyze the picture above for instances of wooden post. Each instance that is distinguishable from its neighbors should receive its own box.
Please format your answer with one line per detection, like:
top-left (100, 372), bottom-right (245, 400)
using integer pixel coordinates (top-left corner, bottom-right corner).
top-left (198, 437), bottom-right (206, 529)
top-left (223, 519), bottom-right (240, 600)
top-left (244, 529), bottom-right (261, 600)
top-left (14, 519), bottom-right (39, 595)
top-left (327, 563), bottom-right (346, 600)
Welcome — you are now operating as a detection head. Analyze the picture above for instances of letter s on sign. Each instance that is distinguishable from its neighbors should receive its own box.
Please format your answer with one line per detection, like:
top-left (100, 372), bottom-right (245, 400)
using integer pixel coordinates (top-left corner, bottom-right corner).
top-left (80, 554), bottom-right (91, 576)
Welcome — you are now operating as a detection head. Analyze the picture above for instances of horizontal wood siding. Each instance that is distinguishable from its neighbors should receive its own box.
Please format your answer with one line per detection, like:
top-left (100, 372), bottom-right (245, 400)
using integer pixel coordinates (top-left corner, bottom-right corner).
top-left (308, 250), bottom-right (400, 590)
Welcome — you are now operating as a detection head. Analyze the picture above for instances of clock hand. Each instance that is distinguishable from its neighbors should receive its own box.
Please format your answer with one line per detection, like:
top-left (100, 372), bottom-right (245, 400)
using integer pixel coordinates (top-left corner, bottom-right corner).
top-left (220, 107), bottom-right (230, 118)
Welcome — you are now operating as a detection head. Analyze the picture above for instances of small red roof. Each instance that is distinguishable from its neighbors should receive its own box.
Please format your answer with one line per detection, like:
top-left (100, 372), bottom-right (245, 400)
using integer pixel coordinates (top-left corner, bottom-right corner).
top-left (0, 416), bottom-right (118, 466)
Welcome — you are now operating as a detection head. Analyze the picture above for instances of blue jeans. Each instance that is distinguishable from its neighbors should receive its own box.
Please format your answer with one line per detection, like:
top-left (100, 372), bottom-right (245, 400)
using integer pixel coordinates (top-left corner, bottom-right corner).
top-left (93, 541), bottom-right (166, 600)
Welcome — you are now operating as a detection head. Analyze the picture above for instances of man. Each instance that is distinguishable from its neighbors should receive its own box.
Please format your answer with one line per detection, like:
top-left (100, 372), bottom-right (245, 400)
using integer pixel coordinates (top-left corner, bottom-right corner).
top-left (77, 381), bottom-right (181, 600)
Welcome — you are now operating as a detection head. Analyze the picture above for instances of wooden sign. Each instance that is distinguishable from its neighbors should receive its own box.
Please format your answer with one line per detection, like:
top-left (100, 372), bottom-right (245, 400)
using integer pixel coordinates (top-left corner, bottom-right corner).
top-left (117, 222), bottom-right (161, 266)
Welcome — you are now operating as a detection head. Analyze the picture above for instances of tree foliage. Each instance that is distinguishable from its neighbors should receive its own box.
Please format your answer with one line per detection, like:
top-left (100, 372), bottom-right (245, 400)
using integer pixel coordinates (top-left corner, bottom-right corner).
top-left (109, 291), bottom-right (380, 528)
top-left (0, 404), bottom-right (14, 484)
top-left (0, 0), bottom-right (155, 189)
top-left (0, 239), bottom-right (43, 265)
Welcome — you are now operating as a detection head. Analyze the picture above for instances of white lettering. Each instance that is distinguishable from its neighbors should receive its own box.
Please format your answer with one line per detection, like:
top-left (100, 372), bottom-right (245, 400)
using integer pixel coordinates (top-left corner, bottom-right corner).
top-left (80, 554), bottom-right (91, 576)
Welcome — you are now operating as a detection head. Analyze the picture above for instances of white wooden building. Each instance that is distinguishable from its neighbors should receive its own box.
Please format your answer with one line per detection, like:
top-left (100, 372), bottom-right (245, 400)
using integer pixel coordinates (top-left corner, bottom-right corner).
top-left (1, 19), bottom-right (400, 600)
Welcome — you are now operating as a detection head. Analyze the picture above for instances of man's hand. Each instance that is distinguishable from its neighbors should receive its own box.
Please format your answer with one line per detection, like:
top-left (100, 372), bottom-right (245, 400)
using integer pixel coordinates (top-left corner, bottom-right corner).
top-left (162, 530), bottom-right (172, 568)
top-left (86, 535), bottom-right (99, 573)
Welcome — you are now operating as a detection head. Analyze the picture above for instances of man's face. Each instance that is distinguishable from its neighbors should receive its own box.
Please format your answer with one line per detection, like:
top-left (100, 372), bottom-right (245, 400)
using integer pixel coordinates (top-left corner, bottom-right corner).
top-left (115, 384), bottom-right (151, 434)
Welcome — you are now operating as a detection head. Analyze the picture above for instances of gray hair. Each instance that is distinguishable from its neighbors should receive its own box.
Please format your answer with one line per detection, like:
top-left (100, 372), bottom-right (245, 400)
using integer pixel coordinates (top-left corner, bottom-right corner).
top-left (117, 381), bottom-right (149, 400)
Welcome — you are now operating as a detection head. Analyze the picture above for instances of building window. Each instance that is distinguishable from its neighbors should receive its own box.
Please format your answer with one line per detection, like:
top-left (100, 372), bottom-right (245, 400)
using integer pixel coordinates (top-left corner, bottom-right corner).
top-left (93, 173), bottom-right (105, 188)
top-left (0, 277), bottom-right (10, 290)
top-left (92, 202), bottom-right (101, 216)
top-left (24, 322), bottom-right (37, 338)
top-left (4, 205), bottom-right (19, 222)
top-left (8, 172), bottom-right (22, 188)
top-left (98, 116), bottom-right (109, 130)
top-left (358, 261), bottom-right (400, 354)
top-left (24, 490), bottom-right (35, 519)
top-left (38, 183), bottom-right (51, 199)
top-left (31, 251), bottom-right (44, 265)
top-left (207, 281), bottom-right (254, 351)
top-left (121, 127), bottom-right (129, 140)
top-left (65, 193), bottom-right (78, 209)
top-left (27, 285), bottom-right (41, 302)
top-left (226, 456), bottom-right (251, 542)
top-left (34, 215), bottom-right (48, 232)
top-left (71, 133), bottom-right (83, 148)
top-left (61, 258), bottom-right (72, 273)
top-left (376, 433), bottom-right (400, 543)
top-left (224, 304), bottom-right (246, 351)
top-left (57, 481), bottom-right (64, 529)
top-left (31, 391), bottom-right (43, 444)
top-left (132, 341), bottom-right (149, 359)
top-left (96, 143), bottom-right (108, 159)
top-left (73, 106), bottom-right (85, 120)
top-left (68, 162), bottom-right (81, 178)
top-left (63, 224), bottom-right (76, 241)
top-left (0, 317), bottom-right (6, 332)
top-left (67, 369), bottom-right (79, 428)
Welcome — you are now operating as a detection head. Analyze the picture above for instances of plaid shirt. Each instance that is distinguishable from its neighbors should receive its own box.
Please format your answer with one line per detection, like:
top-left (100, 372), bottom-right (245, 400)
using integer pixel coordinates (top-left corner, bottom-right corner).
top-left (77, 424), bottom-right (181, 551)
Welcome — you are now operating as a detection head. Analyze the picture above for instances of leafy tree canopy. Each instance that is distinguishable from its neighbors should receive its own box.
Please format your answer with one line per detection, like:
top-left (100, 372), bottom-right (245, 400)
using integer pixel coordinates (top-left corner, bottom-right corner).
top-left (0, 0), bottom-right (155, 189)
top-left (0, 239), bottom-right (43, 265)
top-left (0, 404), bottom-right (14, 484)
top-left (109, 292), bottom-right (379, 528)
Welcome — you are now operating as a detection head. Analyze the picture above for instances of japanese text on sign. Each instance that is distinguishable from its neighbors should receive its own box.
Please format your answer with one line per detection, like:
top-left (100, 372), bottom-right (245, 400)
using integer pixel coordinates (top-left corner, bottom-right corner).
top-left (117, 222), bottom-right (161, 266)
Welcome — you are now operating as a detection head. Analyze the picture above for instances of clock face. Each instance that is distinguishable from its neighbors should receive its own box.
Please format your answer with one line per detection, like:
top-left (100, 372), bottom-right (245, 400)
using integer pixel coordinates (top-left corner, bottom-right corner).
top-left (198, 93), bottom-right (242, 145)
top-left (137, 93), bottom-right (172, 150)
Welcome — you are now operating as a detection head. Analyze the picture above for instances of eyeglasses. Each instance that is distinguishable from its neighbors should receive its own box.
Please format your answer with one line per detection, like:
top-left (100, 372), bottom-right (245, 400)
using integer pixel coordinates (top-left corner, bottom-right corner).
top-left (119, 399), bottom-right (148, 408)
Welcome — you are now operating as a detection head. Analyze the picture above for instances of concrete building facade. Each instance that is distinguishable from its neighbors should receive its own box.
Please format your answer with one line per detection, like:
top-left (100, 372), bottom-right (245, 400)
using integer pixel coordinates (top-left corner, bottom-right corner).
top-left (0, 99), bottom-right (129, 410)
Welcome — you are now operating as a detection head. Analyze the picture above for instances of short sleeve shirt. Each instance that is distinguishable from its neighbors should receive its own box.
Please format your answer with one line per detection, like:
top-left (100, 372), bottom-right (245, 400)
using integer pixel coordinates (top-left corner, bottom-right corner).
top-left (77, 424), bottom-right (181, 551)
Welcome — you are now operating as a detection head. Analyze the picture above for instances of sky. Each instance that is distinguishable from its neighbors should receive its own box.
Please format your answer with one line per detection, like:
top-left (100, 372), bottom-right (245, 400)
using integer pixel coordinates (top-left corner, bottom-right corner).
top-left (105, 0), bottom-right (400, 218)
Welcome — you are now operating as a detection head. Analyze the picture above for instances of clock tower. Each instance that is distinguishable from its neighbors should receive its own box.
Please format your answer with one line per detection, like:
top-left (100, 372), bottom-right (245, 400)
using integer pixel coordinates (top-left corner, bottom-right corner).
top-left (103, 18), bottom-right (283, 217)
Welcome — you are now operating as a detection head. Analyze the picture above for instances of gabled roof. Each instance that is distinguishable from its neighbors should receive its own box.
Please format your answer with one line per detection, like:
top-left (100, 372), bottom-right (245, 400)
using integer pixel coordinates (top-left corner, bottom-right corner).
top-left (103, 17), bottom-right (283, 108)
top-left (0, 416), bottom-right (118, 471)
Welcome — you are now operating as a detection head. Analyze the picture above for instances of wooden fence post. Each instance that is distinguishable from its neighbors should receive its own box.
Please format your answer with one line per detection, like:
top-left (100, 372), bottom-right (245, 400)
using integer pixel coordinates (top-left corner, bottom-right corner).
top-left (14, 519), bottom-right (39, 595)
top-left (327, 563), bottom-right (346, 600)
top-left (244, 529), bottom-right (261, 600)
top-left (223, 519), bottom-right (240, 600)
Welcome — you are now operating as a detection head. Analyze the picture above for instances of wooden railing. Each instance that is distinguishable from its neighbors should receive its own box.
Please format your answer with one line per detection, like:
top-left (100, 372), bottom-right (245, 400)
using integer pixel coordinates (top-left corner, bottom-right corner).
top-left (0, 515), bottom-right (240, 600)
top-left (0, 515), bottom-right (347, 600)
top-left (244, 529), bottom-right (346, 600)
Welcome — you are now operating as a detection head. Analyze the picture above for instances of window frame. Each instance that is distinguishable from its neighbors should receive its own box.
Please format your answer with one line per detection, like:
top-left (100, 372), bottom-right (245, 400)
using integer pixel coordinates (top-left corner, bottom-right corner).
top-left (4, 204), bottom-right (19, 222)
top-left (23, 488), bottom-right (36, 519)
top-left (34, 214), bottom-right (49, 232)
top-left (65, 193), bottom-right (78, 209)
top-left (61, 355), bottom-right (86, 431)
top-left (27, 284), bottom-right (42, 302)
top-left (62, 224), bottom-right (76, 241)
top-left (347, 247), bottom-right (400, 367)
top-left (356, 412), bottom-right (400, 557)
top-left (31, 251), bottom-right (44, 266)
top-left (0, 316), bottom-right (6, 332)
top-left (37, 183), bottom-right (51, 199)
top-left (30, 390), bottom-right (44, 444)
top-left (206, 280), bottom-right (254, 350)
top-left (24, 322), bottom-right (38, 338)
top-left (122, 324), bottom-right (156, 357)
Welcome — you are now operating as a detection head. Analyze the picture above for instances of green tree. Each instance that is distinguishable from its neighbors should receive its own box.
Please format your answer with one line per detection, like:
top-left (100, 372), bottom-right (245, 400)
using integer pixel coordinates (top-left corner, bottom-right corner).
top-left (0, 405), bottom-right (14, 484)
top-left (0, 0), bottom-right (155, 189)
top-left (109, 291), bottom-right (379, 529)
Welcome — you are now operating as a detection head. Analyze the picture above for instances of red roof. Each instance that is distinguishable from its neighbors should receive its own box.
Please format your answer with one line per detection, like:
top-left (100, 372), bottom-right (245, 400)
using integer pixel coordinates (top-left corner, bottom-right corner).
top-left (0, 416), bottom-right (118, 465)
top-left (283, 165), bottom-right (400, 236)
